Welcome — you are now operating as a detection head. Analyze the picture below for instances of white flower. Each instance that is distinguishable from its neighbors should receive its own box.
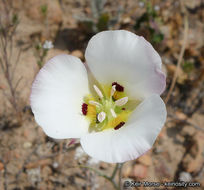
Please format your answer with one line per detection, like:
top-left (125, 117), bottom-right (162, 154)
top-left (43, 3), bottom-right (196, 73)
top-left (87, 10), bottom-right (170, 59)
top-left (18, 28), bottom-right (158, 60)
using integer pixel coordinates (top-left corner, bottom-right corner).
top-left (30, 30), bottom-right (166, 163)
top-left (43, 40), bottom-right (54, 49)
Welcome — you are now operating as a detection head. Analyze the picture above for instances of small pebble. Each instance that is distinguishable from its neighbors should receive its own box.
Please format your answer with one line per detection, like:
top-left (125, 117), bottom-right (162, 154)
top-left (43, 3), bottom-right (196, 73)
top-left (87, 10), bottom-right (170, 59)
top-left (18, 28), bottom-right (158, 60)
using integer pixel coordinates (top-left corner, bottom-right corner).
top-left (179, 171), bottom-right (192, 182)
top-left (154, 5), bottom-right (160, 11)
top-left (23, 142), bottom-right (32, 149)
top-left (139, 1), bottom-right (145, 7)
top-left (53, 162), bottom-right (59, 168)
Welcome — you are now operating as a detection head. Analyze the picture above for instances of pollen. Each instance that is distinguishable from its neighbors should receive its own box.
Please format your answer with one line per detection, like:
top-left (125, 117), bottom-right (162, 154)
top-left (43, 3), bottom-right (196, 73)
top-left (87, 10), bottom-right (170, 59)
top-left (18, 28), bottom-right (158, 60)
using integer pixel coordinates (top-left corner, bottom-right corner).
top-left (112, 82), bottom-right (124, 92)
top-left (87, 105), bottom-right (96, 119)
top-left (114, 122), bottom-right (125, 130)
top-left (82, 103), bottom-right (88, 115)
top-left (113, 91), bottom-right (126, 101)
top-left (103, 111), bottom-right (131, 130)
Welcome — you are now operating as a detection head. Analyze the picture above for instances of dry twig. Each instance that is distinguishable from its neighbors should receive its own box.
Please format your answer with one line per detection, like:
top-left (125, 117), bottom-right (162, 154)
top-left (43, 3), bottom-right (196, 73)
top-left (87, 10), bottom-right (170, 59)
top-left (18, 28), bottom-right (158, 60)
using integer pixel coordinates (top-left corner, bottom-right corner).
top-left (0, 0), bottom-right (22, 123)
top-left (165, 9), bottom-right (189, 104)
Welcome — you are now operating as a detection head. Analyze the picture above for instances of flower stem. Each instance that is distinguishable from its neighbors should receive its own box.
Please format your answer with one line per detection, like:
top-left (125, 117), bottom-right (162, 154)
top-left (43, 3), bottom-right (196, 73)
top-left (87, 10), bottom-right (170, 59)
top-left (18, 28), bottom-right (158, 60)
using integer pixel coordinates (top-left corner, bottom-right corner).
top-left (118, 163), bottom-right (123, 189)
top-left (79, 164), bottom-right (121, 190)
top-left (110, 163), bottom-right (120, 180)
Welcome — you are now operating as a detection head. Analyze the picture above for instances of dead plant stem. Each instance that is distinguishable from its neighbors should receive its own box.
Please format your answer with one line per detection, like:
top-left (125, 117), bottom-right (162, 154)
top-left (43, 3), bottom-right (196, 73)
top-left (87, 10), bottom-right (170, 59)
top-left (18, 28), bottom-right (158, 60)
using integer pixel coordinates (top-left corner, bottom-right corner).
top-left (165, 13), bottom-right (189, 104)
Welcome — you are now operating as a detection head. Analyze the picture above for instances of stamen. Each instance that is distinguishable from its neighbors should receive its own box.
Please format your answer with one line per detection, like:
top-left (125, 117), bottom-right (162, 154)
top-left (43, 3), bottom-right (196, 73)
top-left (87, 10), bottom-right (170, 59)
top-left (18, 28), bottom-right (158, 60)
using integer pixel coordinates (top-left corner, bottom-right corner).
top-left (111, 85), bottom-right (116, 97)
top-left (97, 112), bottom-right (106, 123)
top-left (89, 101), bottom-right (101, 107)
top-left (115, 97), bottom-right (128, 106)
top-left (82, 103), bottom-right (88, 115)
top-left (112, 82), bottom-right (124, 92)
top-left (93, 85), bottom-right (103, 98)
top-left (114, 122), bottom-right (125, 130)
top-left (110, 108), bottom-right (117, 118)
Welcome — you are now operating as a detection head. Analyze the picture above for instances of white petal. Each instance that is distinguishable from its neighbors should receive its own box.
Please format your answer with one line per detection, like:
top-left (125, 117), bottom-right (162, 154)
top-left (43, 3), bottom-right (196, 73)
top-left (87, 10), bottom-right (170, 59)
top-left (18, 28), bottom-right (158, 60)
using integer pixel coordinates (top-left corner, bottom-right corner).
top-left (85, 30), bottom-right (166, 98)
top-left (80, 94), bottom-right (166, 163)
top-left (30, 54), bottom-right (90, 139)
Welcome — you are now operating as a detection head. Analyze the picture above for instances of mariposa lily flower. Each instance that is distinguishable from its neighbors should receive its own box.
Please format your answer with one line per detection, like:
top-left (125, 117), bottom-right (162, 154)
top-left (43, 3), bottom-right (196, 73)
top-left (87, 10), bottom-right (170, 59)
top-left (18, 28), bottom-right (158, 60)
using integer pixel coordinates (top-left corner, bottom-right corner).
top-left (30, 30), bottom-right (166, 163)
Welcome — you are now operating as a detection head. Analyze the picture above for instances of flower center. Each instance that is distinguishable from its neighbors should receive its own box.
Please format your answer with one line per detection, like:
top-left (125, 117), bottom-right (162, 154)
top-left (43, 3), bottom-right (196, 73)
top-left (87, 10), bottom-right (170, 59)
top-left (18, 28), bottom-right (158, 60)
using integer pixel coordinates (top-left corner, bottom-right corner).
top-left (82, 82), bottom-right (133, 132)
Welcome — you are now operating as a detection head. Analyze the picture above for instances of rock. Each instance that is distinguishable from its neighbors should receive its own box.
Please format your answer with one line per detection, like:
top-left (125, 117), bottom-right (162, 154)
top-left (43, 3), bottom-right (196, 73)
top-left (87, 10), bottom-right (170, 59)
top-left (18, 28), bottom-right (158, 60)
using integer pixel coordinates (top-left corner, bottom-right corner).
top-left (179, 171), bottom-right (192, 182)
top-left (87, 157), bottom-right (100, 166)
top-left (99, 162), bottom-right (109, 170)
top-left (23, 142), bottom-right (32, 149)
top-left (0, 162), bottom-right (4, 171)
top-left (71, 50), bottom-right (84, 60)
top-left (52, 162), bottom-right (59, 169)
top-left (175, 111), bottom-right (188, 120)
top-left (75, 176), bottom-right (86, 188)
top-left (154, 159), bottom-right (171, 178)
top-left (137, 154), bottom-right (152, 167)
top-left (27, 168), bottom-right (41, 185)
top-left (122, 17), bottom-right (131, 24)
top-left (122, 162), bottom-right (133, 178)
top-left (25, 159), bottom-right (52, 169)
top-left (132, 164), bottom-right (148, 179)
top-left (183, 0), bottom-right (202, 9)
top-left (182, 132), bottom-right (204, 173)
top-left (6, 164), bottom-right (19, 178)
top-left (41, 166), bottom-right (52, 179)
top-left (74, 146), bottom-right (87, 163)
top-left (181, 125), bottom-right (196, 136)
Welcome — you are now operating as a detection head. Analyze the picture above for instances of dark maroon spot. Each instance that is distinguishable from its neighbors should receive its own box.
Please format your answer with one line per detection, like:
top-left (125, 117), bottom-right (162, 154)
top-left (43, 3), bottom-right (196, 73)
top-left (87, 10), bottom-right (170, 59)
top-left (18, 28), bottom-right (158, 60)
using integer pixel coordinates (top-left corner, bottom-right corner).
top-left (112, 82), bottom-right (124, 92)
top-left (122, 108), bottom-right (126, 110)
top-left (96, 114), bottom-right (99, 123)
top-left (114, 122), bottom-right (125, 130)
top-left (82, 103), bottom-right (88, 115)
